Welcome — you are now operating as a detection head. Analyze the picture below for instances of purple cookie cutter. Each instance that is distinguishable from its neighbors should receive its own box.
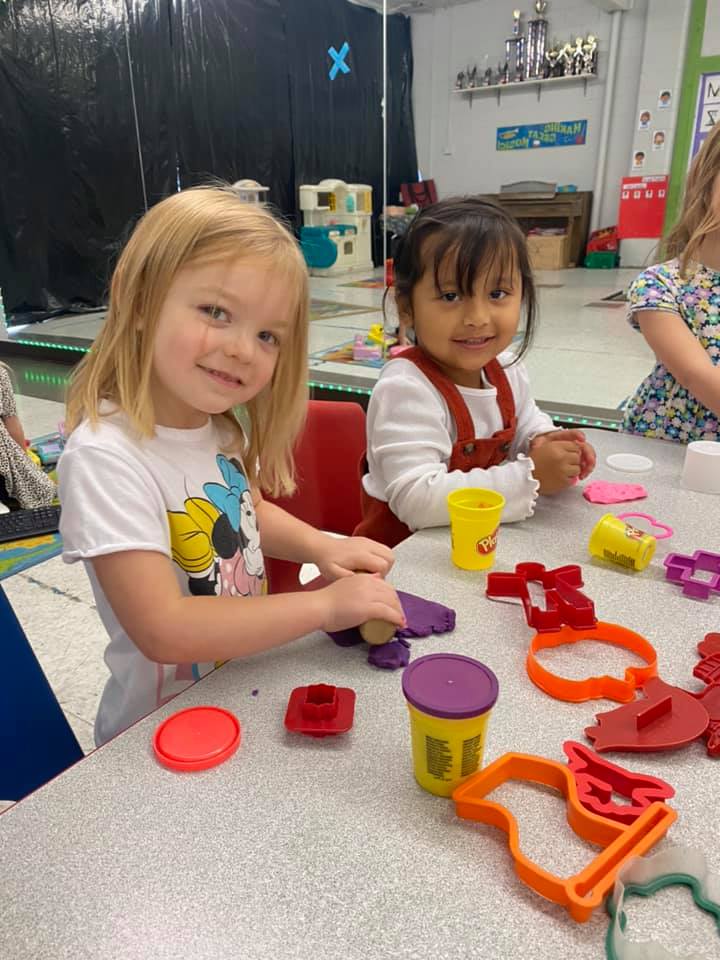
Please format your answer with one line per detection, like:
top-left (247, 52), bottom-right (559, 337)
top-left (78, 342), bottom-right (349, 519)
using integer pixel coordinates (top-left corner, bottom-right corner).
top-left (663, 550), bottom-right (720, 600)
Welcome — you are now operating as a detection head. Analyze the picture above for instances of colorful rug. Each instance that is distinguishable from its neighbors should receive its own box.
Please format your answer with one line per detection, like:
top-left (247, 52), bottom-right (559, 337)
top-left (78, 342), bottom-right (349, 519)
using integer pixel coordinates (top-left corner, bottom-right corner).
top-left (311, 340), bottom-right (385, 368)
top-left (338, 278), bottom-right (385, 289)
top-left (0, 532), bottom-right (63, 581)
top-left (312, 328), bottom-right (524, 370)
top-left (310, 298), bottom-right (381, 321)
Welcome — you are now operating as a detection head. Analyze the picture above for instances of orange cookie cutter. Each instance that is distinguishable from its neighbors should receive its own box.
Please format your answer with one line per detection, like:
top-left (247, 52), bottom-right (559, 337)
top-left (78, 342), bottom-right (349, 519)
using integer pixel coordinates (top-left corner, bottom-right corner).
top-left (452, 753), bottom-right (677, 922)
top-left (526, 621), bottom-right (658, 703)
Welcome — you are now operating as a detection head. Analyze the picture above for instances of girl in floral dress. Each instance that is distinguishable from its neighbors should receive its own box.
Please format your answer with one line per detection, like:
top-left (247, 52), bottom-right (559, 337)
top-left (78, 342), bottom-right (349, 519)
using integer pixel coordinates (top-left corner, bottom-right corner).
top-left (623, 125), bottom-right (720, 442)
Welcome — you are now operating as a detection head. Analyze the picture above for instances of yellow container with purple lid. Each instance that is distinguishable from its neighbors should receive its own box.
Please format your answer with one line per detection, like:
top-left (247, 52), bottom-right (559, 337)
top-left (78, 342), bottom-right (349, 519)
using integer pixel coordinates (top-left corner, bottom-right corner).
top-left (402, 653), bottom-right (499, 797)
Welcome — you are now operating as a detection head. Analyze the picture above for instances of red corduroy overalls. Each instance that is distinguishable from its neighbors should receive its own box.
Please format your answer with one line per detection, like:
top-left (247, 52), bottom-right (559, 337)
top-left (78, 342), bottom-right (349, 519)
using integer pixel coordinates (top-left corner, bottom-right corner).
top-left (354, 347), bottom-right (518, 548)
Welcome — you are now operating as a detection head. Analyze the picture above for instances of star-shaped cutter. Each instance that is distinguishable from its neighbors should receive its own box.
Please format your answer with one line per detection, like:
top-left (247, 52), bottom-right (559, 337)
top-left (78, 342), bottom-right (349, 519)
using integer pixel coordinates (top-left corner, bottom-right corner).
top-left (663, 550), bottom-right (720, 600)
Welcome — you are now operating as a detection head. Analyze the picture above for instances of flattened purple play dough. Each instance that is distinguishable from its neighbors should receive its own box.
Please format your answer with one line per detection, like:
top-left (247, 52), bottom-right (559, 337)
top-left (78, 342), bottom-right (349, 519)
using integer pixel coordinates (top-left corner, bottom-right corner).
top-left (368, 638), bottom-right (411, 669)
top-left (395, 591), bottom-right (456, 638)
top-left (327, 626), bottom-right (365, 647)
top-left (327, 591), bottom-right (456, 670)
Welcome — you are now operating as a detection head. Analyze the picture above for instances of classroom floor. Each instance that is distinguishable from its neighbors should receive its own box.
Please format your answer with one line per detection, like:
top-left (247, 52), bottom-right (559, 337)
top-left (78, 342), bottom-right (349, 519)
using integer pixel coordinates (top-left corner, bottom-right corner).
top-left (1, 264), bottom-right (655, 798)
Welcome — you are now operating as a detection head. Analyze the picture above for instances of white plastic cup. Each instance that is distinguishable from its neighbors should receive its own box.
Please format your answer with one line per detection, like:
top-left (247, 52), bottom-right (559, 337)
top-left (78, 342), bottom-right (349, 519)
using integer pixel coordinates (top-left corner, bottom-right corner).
top-left (681, 441), bottom-right (720, 495)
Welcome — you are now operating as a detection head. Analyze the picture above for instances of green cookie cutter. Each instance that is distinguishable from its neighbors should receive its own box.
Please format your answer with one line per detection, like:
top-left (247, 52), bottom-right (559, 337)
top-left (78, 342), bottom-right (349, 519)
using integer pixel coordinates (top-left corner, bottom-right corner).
top-left (606, 846), bottom-right (720, 960)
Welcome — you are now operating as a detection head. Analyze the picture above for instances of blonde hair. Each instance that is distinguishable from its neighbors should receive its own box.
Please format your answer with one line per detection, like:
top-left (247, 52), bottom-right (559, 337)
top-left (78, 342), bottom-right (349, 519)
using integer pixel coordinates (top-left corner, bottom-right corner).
top-left (66, 185), bottom-right (309, 497)
top-left (664, 123), bottom-right (720, 275)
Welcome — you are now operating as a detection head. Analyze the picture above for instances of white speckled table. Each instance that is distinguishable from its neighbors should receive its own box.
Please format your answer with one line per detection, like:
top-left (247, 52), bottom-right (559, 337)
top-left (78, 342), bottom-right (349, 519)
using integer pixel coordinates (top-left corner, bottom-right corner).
top-left (2, 430), bottom-right (719, 959)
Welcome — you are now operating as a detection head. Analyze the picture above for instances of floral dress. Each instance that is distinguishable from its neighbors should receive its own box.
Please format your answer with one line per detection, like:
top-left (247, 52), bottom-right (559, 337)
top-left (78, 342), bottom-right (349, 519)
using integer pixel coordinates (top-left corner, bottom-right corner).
top-left (622, 259), bottom-right (720, 442)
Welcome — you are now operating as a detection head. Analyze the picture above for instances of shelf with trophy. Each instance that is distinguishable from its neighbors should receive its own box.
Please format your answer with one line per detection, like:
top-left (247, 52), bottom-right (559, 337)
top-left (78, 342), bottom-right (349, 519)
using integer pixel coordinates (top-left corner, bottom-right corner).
top-left (453, 4), bottom-right (599, 106)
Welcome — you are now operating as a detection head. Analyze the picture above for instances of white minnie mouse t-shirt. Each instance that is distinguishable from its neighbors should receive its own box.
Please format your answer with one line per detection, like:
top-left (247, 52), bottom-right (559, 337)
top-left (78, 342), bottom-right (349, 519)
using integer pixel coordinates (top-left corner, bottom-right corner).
top-left (58, 403), bottom-right (265, 746)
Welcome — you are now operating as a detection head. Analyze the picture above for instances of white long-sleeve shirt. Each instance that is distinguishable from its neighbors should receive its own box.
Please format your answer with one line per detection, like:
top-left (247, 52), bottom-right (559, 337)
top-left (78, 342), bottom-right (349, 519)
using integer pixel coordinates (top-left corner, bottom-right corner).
top-left (362, 353), bottom-right (555, 529)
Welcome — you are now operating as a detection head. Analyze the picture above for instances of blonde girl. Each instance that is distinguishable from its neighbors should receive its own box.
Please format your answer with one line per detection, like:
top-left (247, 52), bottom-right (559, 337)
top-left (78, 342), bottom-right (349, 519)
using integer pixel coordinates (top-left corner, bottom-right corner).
top-left (624, 123), bottom-right (720, 441)
top-left (60, 186), bottom-right (402, 745)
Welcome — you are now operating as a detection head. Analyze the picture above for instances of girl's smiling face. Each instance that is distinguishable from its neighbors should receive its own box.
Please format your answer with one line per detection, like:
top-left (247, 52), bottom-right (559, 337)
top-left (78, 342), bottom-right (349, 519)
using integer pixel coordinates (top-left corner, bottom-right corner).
top-left (149, 257), bottom-right (293, 428)
top-left (400, 241), bottom-right (523, 388)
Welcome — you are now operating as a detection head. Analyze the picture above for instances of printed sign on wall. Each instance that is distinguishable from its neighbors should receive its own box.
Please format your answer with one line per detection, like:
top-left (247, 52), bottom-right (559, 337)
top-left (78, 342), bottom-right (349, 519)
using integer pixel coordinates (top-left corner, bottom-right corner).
top-left (496, 119), bottom-right (587, 151)
top-left (691, 72), bottom-right (720, 159)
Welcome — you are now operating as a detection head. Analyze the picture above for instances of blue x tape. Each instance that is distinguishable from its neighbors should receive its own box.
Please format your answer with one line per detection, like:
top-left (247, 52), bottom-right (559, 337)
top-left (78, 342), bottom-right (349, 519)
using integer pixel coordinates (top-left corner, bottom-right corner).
top-left (328, 42), bottom-right (350, 81)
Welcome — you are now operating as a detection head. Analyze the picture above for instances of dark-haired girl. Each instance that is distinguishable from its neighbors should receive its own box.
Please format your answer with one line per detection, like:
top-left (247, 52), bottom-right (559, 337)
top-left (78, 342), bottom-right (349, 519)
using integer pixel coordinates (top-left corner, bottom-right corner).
top-left (355, 197), bottom-right (595, 547)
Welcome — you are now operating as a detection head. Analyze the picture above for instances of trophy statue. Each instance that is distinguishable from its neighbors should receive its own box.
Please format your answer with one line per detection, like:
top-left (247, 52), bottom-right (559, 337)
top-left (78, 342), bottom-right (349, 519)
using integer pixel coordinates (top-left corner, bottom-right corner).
top-left (571, 36), bottom-right (584, 76)
top-left (582, 34), bottom-right (598, 75)
top-left (544, 40), bottom-right (561, 78)
top-left (526, 1), bottom-right (549, 80)
top-left (455, 69), bottom-right (466, 90)
top-left (559, 40), bottom-right (574, 77)
top-left (467, 64), bottom-right (478, 88)
top-left (500, 60), bottom-right (510, 85)
top-left (505, 9), bottom-right (526, 82)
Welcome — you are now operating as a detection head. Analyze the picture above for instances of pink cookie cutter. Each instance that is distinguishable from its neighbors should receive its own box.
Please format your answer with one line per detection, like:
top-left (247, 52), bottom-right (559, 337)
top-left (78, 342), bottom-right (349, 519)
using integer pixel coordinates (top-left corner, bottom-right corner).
top-left (616, 513), bottom-right (674, 540)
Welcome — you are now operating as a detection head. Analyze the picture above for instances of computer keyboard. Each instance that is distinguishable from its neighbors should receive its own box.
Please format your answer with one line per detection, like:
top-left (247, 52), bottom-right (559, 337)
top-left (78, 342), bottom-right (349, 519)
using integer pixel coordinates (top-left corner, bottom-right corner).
top-left (0, 505), bottom-right (61, 544)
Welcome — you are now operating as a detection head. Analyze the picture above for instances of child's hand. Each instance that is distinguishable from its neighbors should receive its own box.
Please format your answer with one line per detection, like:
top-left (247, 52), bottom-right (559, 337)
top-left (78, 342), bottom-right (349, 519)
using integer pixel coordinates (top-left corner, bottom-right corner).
top-left (529, 432), bottom-right (582, 494)
top-left (530, 429), bottom-right (596, 482)
top-left (577, 439), bottom-right (596, 479)
top-left (319, 573), bottom-right (406, 633)
top-left (315, 535), bottom-right (394, 581)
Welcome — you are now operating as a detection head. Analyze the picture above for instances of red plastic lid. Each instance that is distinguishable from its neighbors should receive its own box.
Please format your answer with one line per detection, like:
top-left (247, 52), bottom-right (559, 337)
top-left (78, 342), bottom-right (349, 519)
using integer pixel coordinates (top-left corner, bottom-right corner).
top-left (153, 706), bottom-right (241, 771)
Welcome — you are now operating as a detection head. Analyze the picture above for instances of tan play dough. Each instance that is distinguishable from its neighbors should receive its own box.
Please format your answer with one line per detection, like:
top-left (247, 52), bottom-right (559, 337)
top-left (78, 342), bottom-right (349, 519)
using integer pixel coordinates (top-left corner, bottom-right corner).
top-left (359, 619), bottom-right (396, 646)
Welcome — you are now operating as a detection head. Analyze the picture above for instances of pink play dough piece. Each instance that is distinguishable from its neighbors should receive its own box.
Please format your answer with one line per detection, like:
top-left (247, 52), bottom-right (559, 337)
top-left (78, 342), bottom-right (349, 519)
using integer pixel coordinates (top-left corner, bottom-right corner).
top-left (583, 481), bottom-right (648, 505)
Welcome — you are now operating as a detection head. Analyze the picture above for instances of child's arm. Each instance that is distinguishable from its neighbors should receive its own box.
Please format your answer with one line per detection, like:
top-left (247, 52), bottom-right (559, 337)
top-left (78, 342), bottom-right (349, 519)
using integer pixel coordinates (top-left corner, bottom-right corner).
top-left (91, 550), bottom-right (405, 665)
top-left (0, 365), bottom-right (26, 449)
top-left (254, 496), bottom-right (394, 579)
top-left (1, 414), bottom-right (26, 450)
top-left (637, 310), bottom-right (720, 416)
top-left (367, 372), bottom-right (544, 525)
top-left (510, 362), bottom-right (596, 481)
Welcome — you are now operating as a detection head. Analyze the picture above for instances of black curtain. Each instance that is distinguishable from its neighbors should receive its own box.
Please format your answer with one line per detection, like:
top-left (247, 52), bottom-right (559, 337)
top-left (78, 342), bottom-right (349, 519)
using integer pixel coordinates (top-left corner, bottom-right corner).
top-left (0, 0), bottom-right (417, 314)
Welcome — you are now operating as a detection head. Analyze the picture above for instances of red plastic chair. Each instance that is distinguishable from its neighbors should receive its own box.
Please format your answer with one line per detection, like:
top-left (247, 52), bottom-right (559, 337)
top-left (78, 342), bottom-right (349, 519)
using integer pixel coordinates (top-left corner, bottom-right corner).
top-left (264, 400), bottom-right (366, 593)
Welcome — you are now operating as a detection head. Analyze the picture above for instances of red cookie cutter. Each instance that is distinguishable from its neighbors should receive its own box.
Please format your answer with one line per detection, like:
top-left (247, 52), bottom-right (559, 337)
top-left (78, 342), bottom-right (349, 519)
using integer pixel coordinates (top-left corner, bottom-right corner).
top-left (563, 740), bottom-right (675, 825)
top-left (585, 677), bottom-right (710, 753)
top-left (452, 752), bottom-right (676, 922)
top-left (526, 621), bottom-right (658, 703)
top-left (693, 634), bottom-right (720, 757)
top-left (695, 633), bottom-right (720, 685)
top-left (695, 684), bottom-right (720, 757)
top-left (284, 683), bottom-right (356, 738)
top-left (486, 562), bottom-right (596, 632)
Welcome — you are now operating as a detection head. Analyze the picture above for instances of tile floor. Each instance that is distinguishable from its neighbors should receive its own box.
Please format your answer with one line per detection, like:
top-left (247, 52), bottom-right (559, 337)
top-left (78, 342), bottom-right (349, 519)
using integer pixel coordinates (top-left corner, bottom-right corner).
top-left (1, 264), bottom-right (656, 808)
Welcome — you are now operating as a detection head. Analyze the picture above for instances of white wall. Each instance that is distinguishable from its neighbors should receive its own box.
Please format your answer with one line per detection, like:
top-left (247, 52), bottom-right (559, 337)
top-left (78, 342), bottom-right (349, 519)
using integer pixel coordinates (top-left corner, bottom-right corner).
top-left (411, 0), bottom-right (647, 229)
top-left (621, 0), bottom-right (691, 266)
top-left (702, 0), bottom-right (720, 57)
top-left (412, 0), bottom-right (693, 241)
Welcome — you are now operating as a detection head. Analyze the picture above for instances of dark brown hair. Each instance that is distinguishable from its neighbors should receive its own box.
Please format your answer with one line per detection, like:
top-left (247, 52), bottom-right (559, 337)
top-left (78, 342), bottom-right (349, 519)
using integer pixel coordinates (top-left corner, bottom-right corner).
top-left (390, 196), bottom-right (537, 362)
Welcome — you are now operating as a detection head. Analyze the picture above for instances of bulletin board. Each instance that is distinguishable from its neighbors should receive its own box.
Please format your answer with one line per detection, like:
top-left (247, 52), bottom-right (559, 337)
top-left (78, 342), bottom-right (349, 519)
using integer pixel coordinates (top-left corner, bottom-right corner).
top-left (618, 176), bottom-right (669, 240)
top-left (690, 71), bottom-right (720, 159)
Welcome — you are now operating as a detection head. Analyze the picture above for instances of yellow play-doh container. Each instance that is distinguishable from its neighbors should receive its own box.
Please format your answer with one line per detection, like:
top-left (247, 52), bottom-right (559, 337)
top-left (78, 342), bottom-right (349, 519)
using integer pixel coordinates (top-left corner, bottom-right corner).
top-left (402, 654), bottom-right (499, 797)
top-left (447, 488), bottom-right (505, 571)
top-left (588, 513), bottom-right (656, 571)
